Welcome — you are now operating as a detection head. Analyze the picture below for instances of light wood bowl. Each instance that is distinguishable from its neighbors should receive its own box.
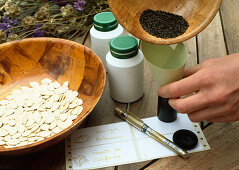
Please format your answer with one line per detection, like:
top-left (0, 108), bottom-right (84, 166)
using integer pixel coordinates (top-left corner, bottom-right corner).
top-left (0, 38), bottom-right (106, 155)
top-left (108, 0), bottom-right (222, 44)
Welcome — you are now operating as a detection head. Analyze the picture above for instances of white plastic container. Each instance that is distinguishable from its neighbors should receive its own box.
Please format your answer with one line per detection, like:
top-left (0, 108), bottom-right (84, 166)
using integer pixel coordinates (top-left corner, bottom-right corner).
top-left (106, 35), bottom-right (144, 103)
top-left (90, 12), bottom-right (124, 69)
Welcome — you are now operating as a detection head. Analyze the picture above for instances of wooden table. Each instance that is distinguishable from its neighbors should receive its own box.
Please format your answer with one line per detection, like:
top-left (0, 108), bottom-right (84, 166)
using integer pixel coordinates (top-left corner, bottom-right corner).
top-left (0, 1), bottom-right (238, 169)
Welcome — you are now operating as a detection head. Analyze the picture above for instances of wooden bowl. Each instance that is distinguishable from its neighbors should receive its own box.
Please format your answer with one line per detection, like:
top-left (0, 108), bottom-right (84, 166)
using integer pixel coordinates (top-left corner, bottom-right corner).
top-left (0, 38), bottom-right (106, 155)
top-left (108, 0), bottom-right (222, 44)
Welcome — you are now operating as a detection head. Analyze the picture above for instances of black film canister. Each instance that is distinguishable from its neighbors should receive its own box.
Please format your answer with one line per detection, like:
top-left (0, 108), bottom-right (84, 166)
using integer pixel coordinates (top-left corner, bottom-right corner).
top-left (157, 96), bottom-right (177, 123)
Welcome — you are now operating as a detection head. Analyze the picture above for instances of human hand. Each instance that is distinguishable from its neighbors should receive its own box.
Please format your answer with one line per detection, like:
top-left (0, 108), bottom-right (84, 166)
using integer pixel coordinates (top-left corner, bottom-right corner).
top-left (157, 53), bottom-right (239, 122)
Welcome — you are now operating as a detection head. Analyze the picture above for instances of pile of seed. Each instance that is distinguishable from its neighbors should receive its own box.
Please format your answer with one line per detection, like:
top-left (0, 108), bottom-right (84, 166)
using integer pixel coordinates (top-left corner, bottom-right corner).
top-left (0, 79), bottom-right (83, 148)
top-left (139, 9), bottom-right (189, 39)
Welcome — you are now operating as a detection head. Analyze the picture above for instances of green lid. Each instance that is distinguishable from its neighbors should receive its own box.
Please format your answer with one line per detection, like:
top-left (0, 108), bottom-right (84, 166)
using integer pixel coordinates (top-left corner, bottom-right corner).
top-left (109, 35), bottom-right (138, 59)
top-left (93, 12), bottom-right (118, 32)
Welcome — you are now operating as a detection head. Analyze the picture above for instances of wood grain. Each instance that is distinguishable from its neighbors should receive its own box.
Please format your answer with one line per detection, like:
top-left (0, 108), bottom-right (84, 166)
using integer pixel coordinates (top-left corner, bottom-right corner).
top-left (184, 37), bottom-right (197, 69)
top-left (30, 141), bottom-right (66, 170)
top-left (146, 122), bottom-right (239, 170)
top-left (197, 12), bottom-right (227, 62)
top-left (1, 1), bottom-right (238, 169)
top-left (108, 0), bottom-right (222, 45)
top-left (0, 37), bottom-right (106, 155)
top-left (28, 35), bottom-right (90, 170)
top-left (220, 0), bottom-right (239, 54)
top-left (0, 154), bottom-right (33, 169)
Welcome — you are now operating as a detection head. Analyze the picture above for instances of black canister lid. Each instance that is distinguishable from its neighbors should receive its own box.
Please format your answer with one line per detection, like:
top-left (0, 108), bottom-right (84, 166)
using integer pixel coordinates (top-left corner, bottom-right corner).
top-left (173, 129), bottom-right (198, 150)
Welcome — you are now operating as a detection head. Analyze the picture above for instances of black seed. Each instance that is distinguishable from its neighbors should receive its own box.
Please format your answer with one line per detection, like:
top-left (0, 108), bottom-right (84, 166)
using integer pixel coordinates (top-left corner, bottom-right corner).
top-left (139, 9), bottom-right (189, 39)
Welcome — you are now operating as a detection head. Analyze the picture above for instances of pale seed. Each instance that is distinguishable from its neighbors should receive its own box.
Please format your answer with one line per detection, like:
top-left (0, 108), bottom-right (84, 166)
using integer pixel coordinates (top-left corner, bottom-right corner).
top-left (0, 129), bottom-right (8, 137)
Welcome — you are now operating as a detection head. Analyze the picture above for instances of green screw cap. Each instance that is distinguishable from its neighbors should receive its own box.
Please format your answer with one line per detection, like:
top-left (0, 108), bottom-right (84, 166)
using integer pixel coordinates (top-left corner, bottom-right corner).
top-left (93, 12), bottom-right (118, 32)
top-left (109, 35), bottom-right (138, 59)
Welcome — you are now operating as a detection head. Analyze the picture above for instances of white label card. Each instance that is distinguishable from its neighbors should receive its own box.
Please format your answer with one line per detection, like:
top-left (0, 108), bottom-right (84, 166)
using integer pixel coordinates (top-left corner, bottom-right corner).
top-left (66, 114), bottom-right (210, 170)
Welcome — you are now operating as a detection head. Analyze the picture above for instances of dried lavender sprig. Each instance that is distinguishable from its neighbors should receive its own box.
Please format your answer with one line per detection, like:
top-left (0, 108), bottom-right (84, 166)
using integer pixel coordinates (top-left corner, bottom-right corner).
top-left (74, 0), bottom-right (86, 11)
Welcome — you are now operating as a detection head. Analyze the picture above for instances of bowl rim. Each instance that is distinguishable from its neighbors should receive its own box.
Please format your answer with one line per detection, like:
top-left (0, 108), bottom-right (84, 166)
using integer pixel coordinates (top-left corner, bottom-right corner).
top-left (0, 37), bottom-right (106, 153)
top-left (108, 0), bottom-right (222, 45)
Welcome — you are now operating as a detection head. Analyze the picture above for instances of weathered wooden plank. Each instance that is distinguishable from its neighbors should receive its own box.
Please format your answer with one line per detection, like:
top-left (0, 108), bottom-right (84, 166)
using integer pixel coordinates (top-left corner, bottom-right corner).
top-left (146, 122), bottom-right (239, 170)
top-left (30, 141), bottom-right (66, 170)
top-left (220, 0), bottom-right (239, 54)
top-left (185, 37), bottom-right (198, 69)
top-left (0, 154), bottom-right (33, 169)
top-left (197, 12), bottom-right (227, 62)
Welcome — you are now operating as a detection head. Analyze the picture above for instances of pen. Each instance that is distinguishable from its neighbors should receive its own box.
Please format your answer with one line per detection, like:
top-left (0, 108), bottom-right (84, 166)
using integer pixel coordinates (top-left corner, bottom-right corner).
top-left (114, 107), bottom-right (188, 158)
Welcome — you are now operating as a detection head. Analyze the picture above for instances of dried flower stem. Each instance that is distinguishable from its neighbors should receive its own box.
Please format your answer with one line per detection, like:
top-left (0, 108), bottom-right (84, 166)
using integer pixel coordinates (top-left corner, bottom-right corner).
top-left (19, 25), bottom-right (44, 38)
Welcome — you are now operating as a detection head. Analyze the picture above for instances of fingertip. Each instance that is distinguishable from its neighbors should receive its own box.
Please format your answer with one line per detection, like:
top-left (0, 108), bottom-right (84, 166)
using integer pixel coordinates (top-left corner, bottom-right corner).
top-left (169, 98), bottom-right (187, 113)
top-left (169, 98), bottom-right (184, 113)
top-left (157, 88), bottom-right (162, 96)
top-left (187, 113), bottom-right (199, 122)
top-left (157, 87), bottom-right (161, 95)
top-left (168, 98), bottom-right (176, 106)
top-left (157, 86), bottom-right (169, 98)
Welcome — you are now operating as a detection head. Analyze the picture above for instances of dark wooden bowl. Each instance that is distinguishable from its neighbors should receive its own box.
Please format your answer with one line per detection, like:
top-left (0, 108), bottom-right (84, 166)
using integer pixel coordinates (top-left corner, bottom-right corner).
top-left (0, 37), bottom-right (106, 155)
top-left (108, 0), bottom-right (222, 45)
